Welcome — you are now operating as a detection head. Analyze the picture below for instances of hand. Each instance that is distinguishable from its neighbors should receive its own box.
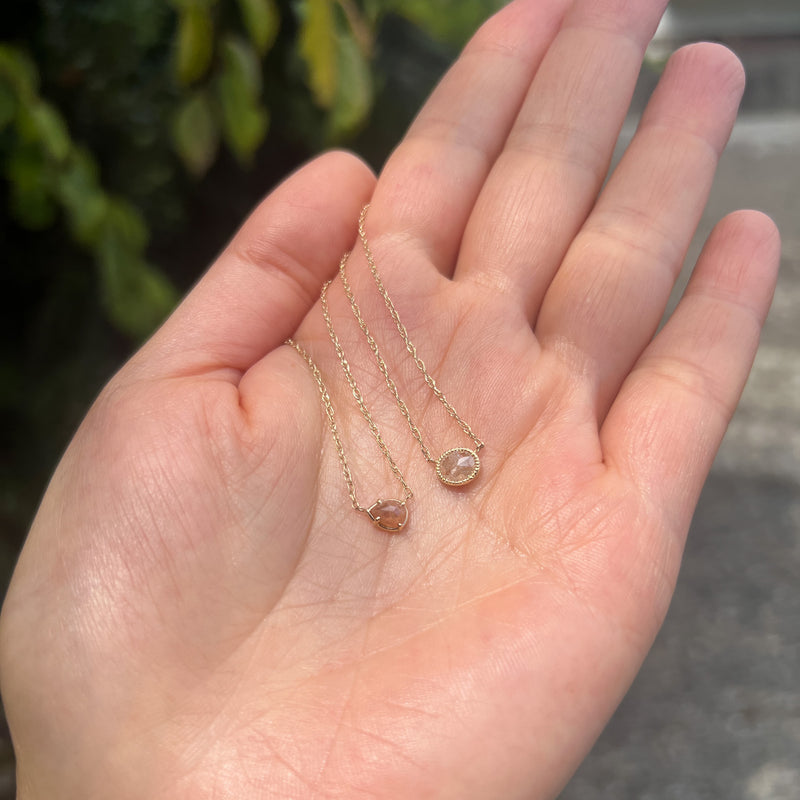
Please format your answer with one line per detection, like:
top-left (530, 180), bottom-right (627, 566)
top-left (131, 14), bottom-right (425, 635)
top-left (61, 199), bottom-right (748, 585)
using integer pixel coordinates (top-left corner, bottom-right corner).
top-left (0, 1), bottom-right (780, 798)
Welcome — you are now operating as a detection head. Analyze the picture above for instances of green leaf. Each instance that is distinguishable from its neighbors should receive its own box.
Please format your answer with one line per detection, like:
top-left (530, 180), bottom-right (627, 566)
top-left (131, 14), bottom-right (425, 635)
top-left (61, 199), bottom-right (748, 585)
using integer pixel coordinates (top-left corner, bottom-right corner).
top-left (104, 197), bottom-right (150, 251)
top-left (328, 30), bottom-right (373, 140)
top-left (216, 36), bottom-right (269, 163)
top-left (0, 45), bottom-right (39, 99)
top-left (6, 147), bottom-right (56, 230)
top-left (29, 102), bottom-right (72, 162)
top-left (172, 90), bottom-right (220, 176)
top-left (96, 204), bottom-right (177, 338)
top-left (97, 234), bottom-right (178, 339)
top-left (393, 0), bottom-right (503, 46)
top-left (13, 98), bottom-right (71, 161)
top-left (216, 84), bottom-right (269, 165)
top-left (236, 0), bottom-right (280, 56)
top-left (361, 0), bottom-right (384, 27)
top-left (175, 3), bottom-right (215, 85)
top-left (219, 35), bottom-right (263, 96)
top-left (55, 148), bottom-right (108, 245)
top-left (298, 0), bottom-right (337, 108)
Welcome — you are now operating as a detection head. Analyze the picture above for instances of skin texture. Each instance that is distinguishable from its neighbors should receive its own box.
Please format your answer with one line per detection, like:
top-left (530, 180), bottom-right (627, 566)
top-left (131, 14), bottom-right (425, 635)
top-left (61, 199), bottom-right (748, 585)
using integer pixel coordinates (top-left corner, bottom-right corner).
top-left (0, 0), bottom-right (781, 798)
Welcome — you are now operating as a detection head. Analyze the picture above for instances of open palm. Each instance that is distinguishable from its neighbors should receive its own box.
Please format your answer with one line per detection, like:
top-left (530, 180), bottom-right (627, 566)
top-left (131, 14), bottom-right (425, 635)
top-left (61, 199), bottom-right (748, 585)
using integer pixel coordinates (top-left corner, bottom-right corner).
top-left (0, 1), bottom-right (780, 798)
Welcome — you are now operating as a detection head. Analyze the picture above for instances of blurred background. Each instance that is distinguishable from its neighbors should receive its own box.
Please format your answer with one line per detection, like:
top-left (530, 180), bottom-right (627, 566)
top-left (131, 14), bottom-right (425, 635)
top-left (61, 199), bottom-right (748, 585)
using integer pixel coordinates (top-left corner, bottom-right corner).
top-left (0, 1), bottom-right (797, 797)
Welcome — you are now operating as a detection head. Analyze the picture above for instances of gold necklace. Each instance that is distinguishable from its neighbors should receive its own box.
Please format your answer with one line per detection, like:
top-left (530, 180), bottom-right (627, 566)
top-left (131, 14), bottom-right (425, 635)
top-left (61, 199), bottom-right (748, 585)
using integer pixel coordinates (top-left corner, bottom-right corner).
top-left (344, 204), bottom-right (484, 487)
top-left (285, 282), bottom-right (412, 534)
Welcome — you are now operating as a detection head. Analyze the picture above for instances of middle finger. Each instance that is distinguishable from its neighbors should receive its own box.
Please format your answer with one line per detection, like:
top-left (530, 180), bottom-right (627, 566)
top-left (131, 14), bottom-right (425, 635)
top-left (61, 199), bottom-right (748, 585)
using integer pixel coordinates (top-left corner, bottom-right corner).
top-left (454, 0), bottom-right (669, 319)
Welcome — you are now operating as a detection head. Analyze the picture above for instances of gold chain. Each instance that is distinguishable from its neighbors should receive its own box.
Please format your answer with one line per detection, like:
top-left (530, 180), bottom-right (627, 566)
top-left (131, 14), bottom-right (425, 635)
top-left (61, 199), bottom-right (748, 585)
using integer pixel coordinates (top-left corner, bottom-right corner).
top-left (339, 251), bottom-right (435, 463)
top-left (285, 337), bottom-right (366, 511)
top-left (286, 330), bottom-right (412, 533)
top-left (284, 203), bottom-right (486, 530)
top-left (357, 204), bottom-right (484, 455)
top-left (319, 277), bottom-right (413, 502)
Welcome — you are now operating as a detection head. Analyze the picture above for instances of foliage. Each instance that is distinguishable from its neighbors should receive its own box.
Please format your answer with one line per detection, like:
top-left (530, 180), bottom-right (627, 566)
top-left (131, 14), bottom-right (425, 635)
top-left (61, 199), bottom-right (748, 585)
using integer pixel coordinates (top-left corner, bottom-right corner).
top-left (392, 0), bottom-right (503, 45)
top-left (1, 43), bottom-right (177, 339)
top-left (0, 1), bottom-right (500, 563)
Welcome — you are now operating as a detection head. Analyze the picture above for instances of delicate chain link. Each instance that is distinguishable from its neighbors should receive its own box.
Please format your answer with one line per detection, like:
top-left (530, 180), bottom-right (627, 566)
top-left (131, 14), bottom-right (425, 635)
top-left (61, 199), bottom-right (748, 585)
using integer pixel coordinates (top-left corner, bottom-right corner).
top-left (319, 278), bottom-right (414, 501)
top-left (285, 338), bottom-right (366, 511)
top-left (339, 252), bottom-right (435, 463)
top-left (286, 202), bottom-right (483, 512)
top-left (357, 204), bottom-right (485, 453)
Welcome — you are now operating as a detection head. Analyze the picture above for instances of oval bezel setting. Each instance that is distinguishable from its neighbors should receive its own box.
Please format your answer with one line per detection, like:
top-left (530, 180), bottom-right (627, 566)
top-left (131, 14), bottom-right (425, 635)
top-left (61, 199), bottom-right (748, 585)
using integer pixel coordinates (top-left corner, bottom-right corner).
top-left (436, 448), bottom-right (481, 487)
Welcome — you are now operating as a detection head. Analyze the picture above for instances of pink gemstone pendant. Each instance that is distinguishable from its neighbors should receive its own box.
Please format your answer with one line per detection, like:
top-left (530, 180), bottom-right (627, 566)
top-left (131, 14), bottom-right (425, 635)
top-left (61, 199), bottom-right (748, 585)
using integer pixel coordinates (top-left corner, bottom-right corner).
top-left (436, 448), bottom-right (481, 486)
top-left (366, 499), bottom-right (409, 532)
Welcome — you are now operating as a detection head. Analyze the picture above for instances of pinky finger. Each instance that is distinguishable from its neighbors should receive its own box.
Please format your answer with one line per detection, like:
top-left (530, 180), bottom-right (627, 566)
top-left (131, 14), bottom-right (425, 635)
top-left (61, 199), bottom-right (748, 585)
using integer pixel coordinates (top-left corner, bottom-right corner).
top-left (601, 210), bottom-right (781, 532)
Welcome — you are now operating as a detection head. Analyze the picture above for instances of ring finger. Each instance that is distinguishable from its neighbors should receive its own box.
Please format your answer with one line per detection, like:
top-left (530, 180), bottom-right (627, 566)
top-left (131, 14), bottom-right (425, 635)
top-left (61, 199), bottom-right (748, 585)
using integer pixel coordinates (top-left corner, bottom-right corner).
top-left (534, 42), bottom-right (746, 418)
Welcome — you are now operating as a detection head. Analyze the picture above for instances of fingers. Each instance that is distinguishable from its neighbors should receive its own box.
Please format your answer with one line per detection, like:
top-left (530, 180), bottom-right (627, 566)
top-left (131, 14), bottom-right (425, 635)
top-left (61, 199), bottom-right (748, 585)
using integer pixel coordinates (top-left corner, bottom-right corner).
top-left (536, 43), bottom-right (746, 416)
top-left (454, 0), bottom-right (668, 310)
top-left (601, 211), bottom-right (780, 532)
top-left (364, 0), bottom-right (570, 274)
top-left (130, 151), bottom-right (376, 379)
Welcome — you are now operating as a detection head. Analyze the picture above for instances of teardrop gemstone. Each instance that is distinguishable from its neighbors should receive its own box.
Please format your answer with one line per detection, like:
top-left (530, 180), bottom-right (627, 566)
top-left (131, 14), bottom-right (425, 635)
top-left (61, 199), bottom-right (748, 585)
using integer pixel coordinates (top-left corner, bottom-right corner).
top-left (367, 500), bottom-right (408, 532)
top-left (436, 448), bottom-right (480, 486)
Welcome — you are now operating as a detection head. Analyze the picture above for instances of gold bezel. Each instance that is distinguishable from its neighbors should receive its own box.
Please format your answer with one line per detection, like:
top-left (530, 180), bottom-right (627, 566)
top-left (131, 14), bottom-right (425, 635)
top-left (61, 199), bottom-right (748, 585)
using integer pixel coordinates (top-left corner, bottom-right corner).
top-left (436, 448), bottom-right (481, 486)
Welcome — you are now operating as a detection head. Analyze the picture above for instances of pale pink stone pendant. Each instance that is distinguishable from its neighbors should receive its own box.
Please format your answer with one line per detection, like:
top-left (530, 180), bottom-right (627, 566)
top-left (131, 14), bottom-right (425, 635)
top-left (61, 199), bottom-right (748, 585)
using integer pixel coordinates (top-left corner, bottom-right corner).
top-left (366, 499), bottom-right (409, 532)
top-left (436, 448), bottom-right (481, 486)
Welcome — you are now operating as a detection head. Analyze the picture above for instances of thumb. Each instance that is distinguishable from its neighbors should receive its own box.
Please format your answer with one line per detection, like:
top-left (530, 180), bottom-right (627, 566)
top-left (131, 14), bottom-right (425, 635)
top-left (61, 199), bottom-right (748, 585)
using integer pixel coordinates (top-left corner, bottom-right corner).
top-left (132, 150), bottom-right (376, 379)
